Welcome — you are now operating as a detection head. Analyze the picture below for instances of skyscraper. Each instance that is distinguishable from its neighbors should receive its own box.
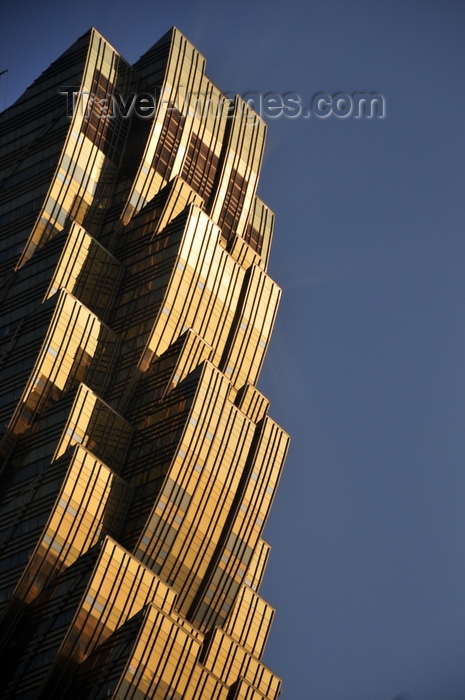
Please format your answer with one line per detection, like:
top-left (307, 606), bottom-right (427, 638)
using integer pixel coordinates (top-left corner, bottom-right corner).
top-left (0, 26), bottom-right (289, 700)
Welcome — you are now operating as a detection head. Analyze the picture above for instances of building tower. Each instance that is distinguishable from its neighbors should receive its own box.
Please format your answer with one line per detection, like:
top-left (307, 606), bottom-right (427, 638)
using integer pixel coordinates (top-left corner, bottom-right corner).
top-left (0, 27), bottom-right (289, 699)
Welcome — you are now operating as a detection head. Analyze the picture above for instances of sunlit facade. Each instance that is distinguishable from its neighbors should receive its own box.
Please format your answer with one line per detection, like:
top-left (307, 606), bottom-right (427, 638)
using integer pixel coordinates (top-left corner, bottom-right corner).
top-left (0, 27), bottom-right (289, 699)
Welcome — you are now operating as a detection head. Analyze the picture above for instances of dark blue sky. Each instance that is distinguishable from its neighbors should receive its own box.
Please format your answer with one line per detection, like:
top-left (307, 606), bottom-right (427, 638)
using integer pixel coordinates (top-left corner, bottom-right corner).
top-left (2, 1), bottom-right (465, 698)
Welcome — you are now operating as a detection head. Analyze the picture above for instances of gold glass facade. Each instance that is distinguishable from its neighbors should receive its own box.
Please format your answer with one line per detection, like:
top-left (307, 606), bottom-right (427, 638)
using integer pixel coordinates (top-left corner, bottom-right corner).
top-left (0, 26), bottom-right (289, 699)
